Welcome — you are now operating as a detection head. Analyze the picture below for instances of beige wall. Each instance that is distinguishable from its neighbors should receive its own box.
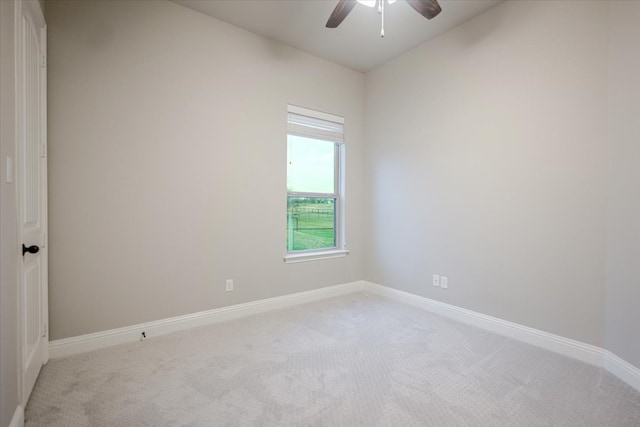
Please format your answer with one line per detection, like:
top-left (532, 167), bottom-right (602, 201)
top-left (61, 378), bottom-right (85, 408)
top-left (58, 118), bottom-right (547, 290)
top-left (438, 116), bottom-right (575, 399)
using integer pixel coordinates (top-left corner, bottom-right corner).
top-left (605, 1), bottom-right (640, 368)
top-left (46, 0), bottom-right (365, 340)
top-left (0, 1), bottom-right (19, 425)
top-left (45, 0), bottom-right (640, 373)
top-left (365, 0), bottom-right (608, 346)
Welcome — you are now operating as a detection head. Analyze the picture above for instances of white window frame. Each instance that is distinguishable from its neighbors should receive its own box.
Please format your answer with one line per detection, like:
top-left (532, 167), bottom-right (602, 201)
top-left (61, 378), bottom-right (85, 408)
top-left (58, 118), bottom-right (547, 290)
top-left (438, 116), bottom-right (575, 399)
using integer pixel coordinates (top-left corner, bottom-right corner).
top-left (284, 105), bottom-right (348, 263)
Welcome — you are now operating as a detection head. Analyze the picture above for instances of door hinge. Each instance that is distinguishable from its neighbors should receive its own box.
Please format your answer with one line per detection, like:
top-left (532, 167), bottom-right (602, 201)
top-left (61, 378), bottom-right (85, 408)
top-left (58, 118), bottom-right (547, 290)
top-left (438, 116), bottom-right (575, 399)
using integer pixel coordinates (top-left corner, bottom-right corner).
top-left (40, 143), bottom-right (46, 158)
top-left (42, 323), bottom-right (47, 338)
top-left (41, 54), bottom-right (46, 68)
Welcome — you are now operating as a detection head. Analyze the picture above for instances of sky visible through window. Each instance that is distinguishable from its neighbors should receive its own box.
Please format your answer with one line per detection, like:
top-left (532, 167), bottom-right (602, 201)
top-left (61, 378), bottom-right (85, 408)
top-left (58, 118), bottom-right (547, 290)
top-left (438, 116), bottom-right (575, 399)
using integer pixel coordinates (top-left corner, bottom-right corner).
top-left (287, 135), bottom-right (334, 193)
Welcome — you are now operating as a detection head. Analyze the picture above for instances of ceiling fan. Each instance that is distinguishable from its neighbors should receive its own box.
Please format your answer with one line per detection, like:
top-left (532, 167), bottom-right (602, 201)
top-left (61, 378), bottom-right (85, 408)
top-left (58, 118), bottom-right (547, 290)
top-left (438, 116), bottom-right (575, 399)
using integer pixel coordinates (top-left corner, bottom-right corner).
top-left (326, 0), bottom-right (442, 37)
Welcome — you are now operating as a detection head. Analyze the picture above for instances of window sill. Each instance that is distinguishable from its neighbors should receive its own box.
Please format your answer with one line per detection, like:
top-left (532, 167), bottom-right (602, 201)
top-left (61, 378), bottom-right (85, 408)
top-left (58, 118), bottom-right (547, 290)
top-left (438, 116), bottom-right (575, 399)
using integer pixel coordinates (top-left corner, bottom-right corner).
top-left (283, 249), bottom-right (349, 264)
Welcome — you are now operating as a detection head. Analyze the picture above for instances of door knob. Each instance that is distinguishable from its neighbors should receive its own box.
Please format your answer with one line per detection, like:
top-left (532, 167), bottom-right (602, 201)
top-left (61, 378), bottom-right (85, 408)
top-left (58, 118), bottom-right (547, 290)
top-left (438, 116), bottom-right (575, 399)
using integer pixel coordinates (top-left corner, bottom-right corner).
top-left (22, 244), bottom-right (40, 256)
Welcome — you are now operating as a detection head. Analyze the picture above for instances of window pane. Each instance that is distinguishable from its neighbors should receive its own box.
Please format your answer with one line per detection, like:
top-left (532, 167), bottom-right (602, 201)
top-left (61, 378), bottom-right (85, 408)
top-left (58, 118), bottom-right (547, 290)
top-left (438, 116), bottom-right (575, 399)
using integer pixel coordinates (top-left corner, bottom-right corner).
top-left (287, 135), bottom-right (335, 194)
top-left (287, 197), bottom-right (336, 251)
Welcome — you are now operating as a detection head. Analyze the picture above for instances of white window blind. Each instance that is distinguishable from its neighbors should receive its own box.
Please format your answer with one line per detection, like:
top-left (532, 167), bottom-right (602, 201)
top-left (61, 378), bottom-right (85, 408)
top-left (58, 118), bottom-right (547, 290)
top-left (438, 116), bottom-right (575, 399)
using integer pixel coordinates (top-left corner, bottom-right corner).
top-left (287, 105), bottom-right (344, 143)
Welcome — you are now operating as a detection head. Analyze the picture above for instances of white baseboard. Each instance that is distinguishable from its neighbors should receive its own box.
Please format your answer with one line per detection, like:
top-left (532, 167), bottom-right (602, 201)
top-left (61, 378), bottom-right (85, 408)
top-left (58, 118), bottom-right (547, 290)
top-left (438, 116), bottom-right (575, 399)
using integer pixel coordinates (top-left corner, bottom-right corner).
top-left (362, 282), bottom-right (640, 392)
top-left (604, 351), bottom-right (640, 392)
top-left (9, 405), bottom-right (24, 427)
top-left (48, 278), bottom-right (640, 393)
top-left (49, 280), bottom-right (365, 359)
top-left (362, 282), bottom-right (604, 366)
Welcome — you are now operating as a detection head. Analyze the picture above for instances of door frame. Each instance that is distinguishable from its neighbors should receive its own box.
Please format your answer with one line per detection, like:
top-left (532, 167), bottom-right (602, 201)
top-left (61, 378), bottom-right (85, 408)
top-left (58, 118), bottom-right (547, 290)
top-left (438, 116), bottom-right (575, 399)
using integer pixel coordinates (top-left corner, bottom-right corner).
top-left (15, 0), bottom-right (48, 406)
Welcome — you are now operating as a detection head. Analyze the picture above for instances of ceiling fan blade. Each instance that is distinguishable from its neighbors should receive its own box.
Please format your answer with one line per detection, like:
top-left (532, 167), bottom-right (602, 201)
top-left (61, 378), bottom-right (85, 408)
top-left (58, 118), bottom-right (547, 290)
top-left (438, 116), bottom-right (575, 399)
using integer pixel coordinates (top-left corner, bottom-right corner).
top-left (326, 0), bottom-right (357, 28)
top-left (406, 0), bottom-right (442, 20)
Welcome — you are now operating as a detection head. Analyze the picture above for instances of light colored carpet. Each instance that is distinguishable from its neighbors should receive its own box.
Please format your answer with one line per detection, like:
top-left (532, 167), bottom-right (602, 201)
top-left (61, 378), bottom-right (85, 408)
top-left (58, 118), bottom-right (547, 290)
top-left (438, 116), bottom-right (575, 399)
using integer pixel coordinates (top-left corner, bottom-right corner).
top-left (26, 292), bottom-right (640, 426)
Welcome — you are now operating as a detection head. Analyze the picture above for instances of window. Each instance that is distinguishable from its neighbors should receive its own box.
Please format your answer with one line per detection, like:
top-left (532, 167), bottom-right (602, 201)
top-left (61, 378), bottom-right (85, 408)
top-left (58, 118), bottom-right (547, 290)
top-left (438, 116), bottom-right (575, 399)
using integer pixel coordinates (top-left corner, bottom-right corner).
top-left (285, 105), bottom-right (347, 262)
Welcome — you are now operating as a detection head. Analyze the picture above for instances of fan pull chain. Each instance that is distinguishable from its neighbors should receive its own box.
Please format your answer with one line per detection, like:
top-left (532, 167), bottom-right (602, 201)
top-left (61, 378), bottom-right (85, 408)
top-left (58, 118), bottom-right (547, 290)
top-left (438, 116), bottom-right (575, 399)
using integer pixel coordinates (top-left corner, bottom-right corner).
top-left (380, 0), bottom-right (385, 37)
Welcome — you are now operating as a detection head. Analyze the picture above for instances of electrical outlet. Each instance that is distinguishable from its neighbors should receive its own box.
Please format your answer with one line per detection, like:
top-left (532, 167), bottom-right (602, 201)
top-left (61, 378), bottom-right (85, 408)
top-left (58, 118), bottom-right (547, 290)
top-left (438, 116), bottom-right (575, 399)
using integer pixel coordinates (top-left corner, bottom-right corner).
top-left (432, 274), bottom-right (440, 287)
top-left (225, 279), bottom-right (234, 292)
top-left (440, 276), bottom-right (448, 289)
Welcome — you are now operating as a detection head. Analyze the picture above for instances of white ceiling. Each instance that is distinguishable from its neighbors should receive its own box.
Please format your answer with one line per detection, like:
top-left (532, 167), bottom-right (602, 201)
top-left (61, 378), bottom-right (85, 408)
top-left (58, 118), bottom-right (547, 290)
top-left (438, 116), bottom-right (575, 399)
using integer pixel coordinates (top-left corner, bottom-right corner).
top-left (173, 0), bottom-right (504, 72)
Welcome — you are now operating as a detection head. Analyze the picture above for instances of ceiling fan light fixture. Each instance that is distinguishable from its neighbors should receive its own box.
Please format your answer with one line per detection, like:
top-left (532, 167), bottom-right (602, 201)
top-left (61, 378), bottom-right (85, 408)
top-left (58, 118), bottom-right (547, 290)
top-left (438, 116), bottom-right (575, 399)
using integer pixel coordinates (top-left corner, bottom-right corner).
top-left (326, 0), bottom-right (442, 31)
top-left (357, 0), bottom-right (397, 7)
top-left (357, 0), bottom-right (377, 7)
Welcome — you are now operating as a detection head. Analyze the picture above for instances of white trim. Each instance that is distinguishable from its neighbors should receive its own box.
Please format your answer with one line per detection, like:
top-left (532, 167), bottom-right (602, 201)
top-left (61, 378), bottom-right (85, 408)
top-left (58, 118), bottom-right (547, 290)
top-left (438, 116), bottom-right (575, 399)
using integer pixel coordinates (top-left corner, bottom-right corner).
top-left (604, 351), bottom-right (640, 392)
top-left (364, 282), bottom-right (640, 391)
top-left (287, 104), bottom-right (344, 125)
top-left (362, 282), bottom-right (605, 366)
top-left (9, 405), bottom-right (24, 427)
top-left (47, 279), bottom-right (640, 393)
top-left (283, 249), bottom-right (349, 263)
top-left (49, 281), bottom-right (365, 359)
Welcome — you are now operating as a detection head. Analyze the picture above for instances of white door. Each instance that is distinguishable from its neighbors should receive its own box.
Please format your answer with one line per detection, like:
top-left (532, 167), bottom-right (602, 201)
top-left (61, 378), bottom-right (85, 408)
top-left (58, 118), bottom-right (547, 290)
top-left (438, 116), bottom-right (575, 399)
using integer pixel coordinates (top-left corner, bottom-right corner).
top-left (17, 0), bottom-right (48, 405)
